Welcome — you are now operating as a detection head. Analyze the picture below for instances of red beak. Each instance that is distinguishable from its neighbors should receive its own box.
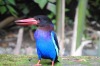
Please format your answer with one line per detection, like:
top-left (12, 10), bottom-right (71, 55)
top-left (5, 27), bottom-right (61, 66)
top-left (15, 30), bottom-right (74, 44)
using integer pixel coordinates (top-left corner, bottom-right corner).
top-left (15, 18), bottom-right (38, 26)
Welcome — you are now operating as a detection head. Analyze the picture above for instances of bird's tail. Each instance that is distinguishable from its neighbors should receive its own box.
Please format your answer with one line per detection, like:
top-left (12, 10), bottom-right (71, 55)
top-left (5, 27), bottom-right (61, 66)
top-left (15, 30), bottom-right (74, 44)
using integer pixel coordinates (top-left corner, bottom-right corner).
top-left (54, 56), bottom-right (59, 63)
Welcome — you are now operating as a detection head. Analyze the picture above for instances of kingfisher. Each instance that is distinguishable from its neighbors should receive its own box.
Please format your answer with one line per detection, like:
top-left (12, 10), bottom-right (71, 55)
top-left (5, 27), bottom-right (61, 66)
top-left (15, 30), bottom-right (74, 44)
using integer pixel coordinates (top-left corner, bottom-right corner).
top-left (15, 15), bottom-right (59, 66)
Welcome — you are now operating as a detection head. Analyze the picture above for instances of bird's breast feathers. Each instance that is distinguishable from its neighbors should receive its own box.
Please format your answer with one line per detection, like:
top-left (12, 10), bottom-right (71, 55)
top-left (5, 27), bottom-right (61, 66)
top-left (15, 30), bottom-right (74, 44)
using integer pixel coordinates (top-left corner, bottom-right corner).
top-left (34, 29), bottom-right (51, 40)
top-left (34, 29), bottom-right (59, 56)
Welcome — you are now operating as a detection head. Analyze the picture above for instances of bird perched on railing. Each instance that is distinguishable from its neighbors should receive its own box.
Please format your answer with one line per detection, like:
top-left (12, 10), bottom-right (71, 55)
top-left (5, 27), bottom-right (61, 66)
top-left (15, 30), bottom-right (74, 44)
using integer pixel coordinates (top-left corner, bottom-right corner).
top-left (15, 15), bottom-right (59, 66)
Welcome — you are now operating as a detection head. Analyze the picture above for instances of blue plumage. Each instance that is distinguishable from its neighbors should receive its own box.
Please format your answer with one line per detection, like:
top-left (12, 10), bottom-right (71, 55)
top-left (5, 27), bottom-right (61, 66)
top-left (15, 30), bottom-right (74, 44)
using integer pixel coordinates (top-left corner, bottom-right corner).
top-left (34, 28), bottom-right (59, 61)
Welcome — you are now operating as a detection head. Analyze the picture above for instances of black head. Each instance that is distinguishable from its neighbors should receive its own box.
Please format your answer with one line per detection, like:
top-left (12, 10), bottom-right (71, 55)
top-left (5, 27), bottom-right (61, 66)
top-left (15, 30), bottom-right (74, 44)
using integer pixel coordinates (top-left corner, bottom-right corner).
top-left (34, 15), bottom-right (53, 27)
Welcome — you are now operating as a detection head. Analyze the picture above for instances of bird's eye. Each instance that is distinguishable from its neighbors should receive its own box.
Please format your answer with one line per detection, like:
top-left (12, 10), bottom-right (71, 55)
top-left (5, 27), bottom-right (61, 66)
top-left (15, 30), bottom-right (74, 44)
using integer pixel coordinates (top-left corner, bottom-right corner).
top-left (38, 18), bottom-right (41, 20)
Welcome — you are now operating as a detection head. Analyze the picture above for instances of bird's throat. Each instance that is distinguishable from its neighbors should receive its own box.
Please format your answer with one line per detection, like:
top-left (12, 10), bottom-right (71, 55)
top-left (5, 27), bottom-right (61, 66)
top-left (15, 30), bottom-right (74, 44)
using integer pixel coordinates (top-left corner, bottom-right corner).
top-left (38, 25), bottom-right (54, 31)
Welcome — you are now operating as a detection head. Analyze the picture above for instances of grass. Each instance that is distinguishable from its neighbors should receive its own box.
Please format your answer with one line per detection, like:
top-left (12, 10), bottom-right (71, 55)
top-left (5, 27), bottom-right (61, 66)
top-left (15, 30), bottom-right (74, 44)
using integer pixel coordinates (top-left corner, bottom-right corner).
top-left (0, 54), bottom-right (61, 66)
top-left (61, 56), bottom-right (100, 66)
top-left (0, 55), bottom-right (100, 66)
top-left (0, 54), bottom-right (34, 66)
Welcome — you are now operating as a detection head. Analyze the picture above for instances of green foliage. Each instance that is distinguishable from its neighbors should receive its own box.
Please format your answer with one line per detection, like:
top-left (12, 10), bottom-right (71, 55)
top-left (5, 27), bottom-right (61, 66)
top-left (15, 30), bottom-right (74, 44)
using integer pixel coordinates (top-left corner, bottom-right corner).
top-left (34, 0), bottom-right (48, 9)
top-left (95, 0), bottom-right (100, 6)
top-left (22, 7), bottom-right (29, 15)
top-left (0, 6), bottom-right (7, 14)
top-left (0, 1), bottom-right (7, 14)
top-left (8, 0), bottom-right (16, 5)
top-left (0, 0), bottom-right (17, 17)
top-left (47, 3), bottom-right (56, 15)
top-left (48, 0), bottom-right (56, 3)
top-left (89, 0), bottom-right (100, 6)
top-left (7, 5), bottom-right (17, 17)
top-left (30, 25), bottom-right (37, 30)
top-left (34, 0), bottom-right (56, 16)
top-left (0, 0), bottom-right (99, 30)
top-left (86, 9), bottom-right (92, 18)
top-left (65, 8), bottom-right (70, 12)
top-left (48, 13), bottom-right (54, 19)
top-left (0, 0), bottom-right (56, 18)
top-left (66, 0), bottom-right (72, 5)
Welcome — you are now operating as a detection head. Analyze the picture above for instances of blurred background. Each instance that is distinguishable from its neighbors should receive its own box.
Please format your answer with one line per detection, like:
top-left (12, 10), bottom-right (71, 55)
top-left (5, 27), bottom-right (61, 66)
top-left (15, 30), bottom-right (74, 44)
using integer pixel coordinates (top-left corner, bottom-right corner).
top-left (0, 0), bottom-right (100, 56)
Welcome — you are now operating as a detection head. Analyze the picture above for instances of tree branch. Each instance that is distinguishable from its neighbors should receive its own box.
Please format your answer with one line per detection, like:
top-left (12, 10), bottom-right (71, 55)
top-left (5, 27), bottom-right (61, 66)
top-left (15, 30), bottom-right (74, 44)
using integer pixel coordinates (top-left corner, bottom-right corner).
top-left (0, 16), bottom-right (17, 29)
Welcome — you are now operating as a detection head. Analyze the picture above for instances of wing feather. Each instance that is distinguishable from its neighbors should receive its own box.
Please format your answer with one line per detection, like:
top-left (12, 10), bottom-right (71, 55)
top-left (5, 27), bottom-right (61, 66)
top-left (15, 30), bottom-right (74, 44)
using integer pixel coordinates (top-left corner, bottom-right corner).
top-left (51, 31), bottom-right (59, 56)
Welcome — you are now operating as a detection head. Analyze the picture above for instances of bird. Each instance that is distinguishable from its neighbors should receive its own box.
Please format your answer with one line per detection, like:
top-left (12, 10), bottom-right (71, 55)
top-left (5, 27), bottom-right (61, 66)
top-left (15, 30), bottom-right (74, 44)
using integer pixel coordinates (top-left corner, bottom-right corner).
top-left (15, 15), bottom-right (59, 66)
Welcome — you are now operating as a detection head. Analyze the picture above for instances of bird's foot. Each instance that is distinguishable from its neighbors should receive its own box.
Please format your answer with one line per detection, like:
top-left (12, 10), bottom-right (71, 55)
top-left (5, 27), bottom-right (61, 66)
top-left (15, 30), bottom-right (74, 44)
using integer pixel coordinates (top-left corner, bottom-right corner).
top-left (52, 61), bottom-right (54, 66)
top-left (34, 64), bottom-right (42, 66)
top-left (34, 60), bottom-right (42, 66)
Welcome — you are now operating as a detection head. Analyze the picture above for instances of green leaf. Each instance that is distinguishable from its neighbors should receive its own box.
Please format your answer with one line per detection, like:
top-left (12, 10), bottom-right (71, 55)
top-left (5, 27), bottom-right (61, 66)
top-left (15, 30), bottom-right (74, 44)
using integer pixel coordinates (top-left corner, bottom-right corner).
top-left (22, 7), bottom-right (29, 15)
top-left (30, 26), bottom-right (37, 30)
top-left (0, 0), bottom-right (4, 5)
top-left (66, 0), bottom-right (71, 5)
top-left (86, 9), bottom-right (91, 18)
top-left (48, 0), bottom-right (56, 3)
top-left (7, 5), bottom-right (17, 17)
top-left (48, 13), bottom-right (54, 19)
top-left (34, 0), bottom-right (48, 9)
top-left (52, 19), bottom-right (56, 24)
top-left (96, 0), bottom-right (100, 6)
top-left (65, 8), bottom-right (70, 12)
top-left (18, 4), bottom-right (26, 10)
top-left (0, 6), bottom-right (7, 14)
top-left (47, 3), bottom-right (56, 15)
top-left (8, 0), bottom-right (16, 5)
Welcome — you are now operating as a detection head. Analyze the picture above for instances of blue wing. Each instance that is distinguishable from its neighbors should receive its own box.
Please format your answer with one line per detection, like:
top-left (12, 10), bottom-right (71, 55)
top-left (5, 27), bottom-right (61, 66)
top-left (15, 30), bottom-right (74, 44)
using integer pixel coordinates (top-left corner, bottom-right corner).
top-left (51, 31), bottom-right (59, 56)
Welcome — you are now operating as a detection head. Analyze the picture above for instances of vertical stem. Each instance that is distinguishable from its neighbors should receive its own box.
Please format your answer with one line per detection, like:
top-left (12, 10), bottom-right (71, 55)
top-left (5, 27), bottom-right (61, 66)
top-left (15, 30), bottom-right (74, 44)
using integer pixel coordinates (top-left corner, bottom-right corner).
top-left (13, 27), bottom-right (24, 55)
top-left (71, 8), bottom-right (78, 55)
top-left (97, 32), bottom-right (100, 56)
top-left (76, 0), bottom-right (88, 48)
top-left (56, 0), bottom-right (65, 56)
top-left (71, 0), bottom-right (88, 56)
top-left (97, 38), bottom-right (100, 56)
